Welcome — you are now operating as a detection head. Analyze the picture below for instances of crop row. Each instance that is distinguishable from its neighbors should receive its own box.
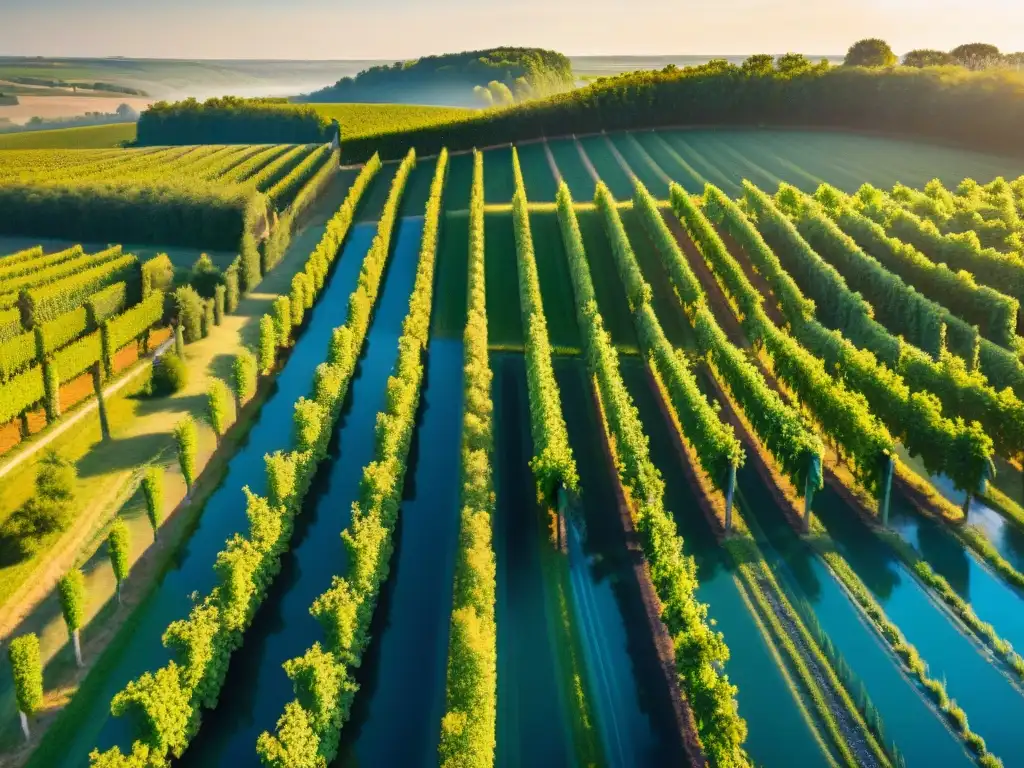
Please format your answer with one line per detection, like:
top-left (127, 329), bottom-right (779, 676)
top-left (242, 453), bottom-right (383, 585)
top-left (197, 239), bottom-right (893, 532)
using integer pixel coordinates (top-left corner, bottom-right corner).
top-left (248, 145), bottom-right (317, 194)
top-left (86, 153), bottom-right (387, 767)
top-left (672, 184), bottom-right (896, 497)
top-left (601, 181), bottom-right (824, 503)
top-left (258, 148), bottom-right (446, 767)
top-left (221, 145), bottom-right (294, 185)
top-left (510, 147), bottom-right (578, 500)
top-left (265, 145), bottom-right (332, 210)
top-left (0, 244), bottom-right (84, 282)
top-left (0, 246), bottom-right (124, 310)
top-left (706, 185), bottom-right (997, 501)
top-left (438, 150), bottom-right (498, 768)
top-left (742, 182), bottom-right (1024, 465)
top-left (559, 181), bottom-right (749, 766)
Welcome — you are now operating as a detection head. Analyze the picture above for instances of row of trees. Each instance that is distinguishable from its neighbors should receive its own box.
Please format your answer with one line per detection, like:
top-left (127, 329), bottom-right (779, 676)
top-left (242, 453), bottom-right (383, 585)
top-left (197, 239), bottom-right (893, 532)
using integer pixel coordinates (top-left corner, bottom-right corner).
top-left (600, 180), bottom-right (823, 512)
top-left (340, 58), bottom-right (1024, 162)
top-left (86, 153), bottom-right (388, 766)
top-left (510, 148), bottom-right (578, 501)
top-left (672, 184), bottom-right (897, 497)
top-left (258, 149), bottom-right (447, 767)
top-left (559, 182), bottom-right (750, 764)
top-left (136, 97), bottom-right (334, 146)
top-left (723, 183), bottom-right (996, 506)
top-left (438, 150), bottom-right (498, 767)
top-left (845, 38), bottom-right (1024, 71)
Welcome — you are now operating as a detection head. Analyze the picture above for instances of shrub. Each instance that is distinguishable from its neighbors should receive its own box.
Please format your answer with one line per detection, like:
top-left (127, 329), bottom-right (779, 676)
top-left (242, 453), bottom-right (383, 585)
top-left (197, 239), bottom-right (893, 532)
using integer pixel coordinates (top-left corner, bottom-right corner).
top-left (142, 466), bottom-right (164, 536)
top-left (107, 519), bottom-right (130, 601)
top-left (151, 353), bottom-right (188, 396)
top-left (232, 349), bottom-right (257, 406)
top-left (259, 314), bottom-right (276, 374)
top-left (57, 569), bottom-right (87, 666)
top-left (189, 254), bottom-right (225, 299)
top-left (206, 378), bottom-right (232, 442)
top-left (8, 634), bottom-right (43, 721)
top-left (173, 285), bottom-right (204, 343)
top-left (214, 285), bottom-right (226, 326)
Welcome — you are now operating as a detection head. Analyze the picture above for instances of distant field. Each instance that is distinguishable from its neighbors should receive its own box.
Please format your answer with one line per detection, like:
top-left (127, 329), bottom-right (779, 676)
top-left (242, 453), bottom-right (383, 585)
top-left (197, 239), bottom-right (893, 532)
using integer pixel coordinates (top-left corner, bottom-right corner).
top-left (309, 103), bottom-right (475, 144)
top-left (0, 122), bottom-right (136, 149)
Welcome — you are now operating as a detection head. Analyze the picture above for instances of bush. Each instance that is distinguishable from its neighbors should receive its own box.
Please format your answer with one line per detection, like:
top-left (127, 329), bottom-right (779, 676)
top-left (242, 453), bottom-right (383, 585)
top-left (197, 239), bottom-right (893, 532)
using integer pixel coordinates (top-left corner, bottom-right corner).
top-left (151, 353), bottom-right (188, 396)
top-left (189, 254), bottom-right (225, 299)
top-left (173, 285), bottom-right (204, 343)
top-left (8, 634), bottom-right (43, 717)
top-left (0, 450), bottom-right (77, 554)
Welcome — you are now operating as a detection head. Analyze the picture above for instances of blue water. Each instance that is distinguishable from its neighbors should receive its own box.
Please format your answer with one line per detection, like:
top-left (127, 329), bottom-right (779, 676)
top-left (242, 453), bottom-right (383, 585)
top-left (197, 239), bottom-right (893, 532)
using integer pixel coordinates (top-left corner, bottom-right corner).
top-left (181, 217), bottom-right (426, 765)
top-left (337, 338), bottom-right (464, 766)
top-left (54, 220), bottom-right (379, 766)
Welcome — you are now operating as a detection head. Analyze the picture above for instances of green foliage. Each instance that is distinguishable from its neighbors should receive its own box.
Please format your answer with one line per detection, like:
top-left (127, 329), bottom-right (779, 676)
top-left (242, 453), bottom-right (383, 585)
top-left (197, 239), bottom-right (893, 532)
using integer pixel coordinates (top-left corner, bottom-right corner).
top-left (8, 634), bottom-right (43, 716)
top-left (173, 285), bottom-right (204, 344)
top-left (844, 39), bottom-right (898, 67)
top-left (816, 185), bottom-right (1019, 349)
top-left (672, 184), bottom-right (894, 492)
top-left (141, 253), bottom-right (174, 298)
top-left (107, 291), bottom-right (164, 356)
top-left (214, 285), bottom-right (226, 326)
top-left (290, 275), bottom-right (305, 328)
top-left (206, 378), bottom-right (232, 439)
top-left (487, 80), bottom-right (514, 107)
top-left (273, 295), bottom-right (292, 347)
top-left (152, 353), bottom-right (188, 396)
top-left (558, 181), bottom-right (749, 764)
top-left (86, 281), bottom-right (129, 327)
top-left (951, 43), bottom-right (1002, 70)
top-left (260, 149), bottom-right (444, 767)
top-left (340, 63), bottom-right (1024, 162)
top-left (258, 314), bottom-right (276, 375)
top-left (303, 47), bottom-right (574, 107)
top-left (43, 356), bottom-right (60, 421)
top-left (174, 415), bottom-right (198, 490)
top-left (440, 150), bottom-right (497, 768)
top-left (510, 149), bottom-right (578, 500)
top-left (108, 518), bottom-right (130, 584)
top-left (0, 329), bottom-right (37, 381)
top-left (137, 97), bottom-right (332, 145)
top-left (225, 264), bottom-right (240, 313)
top-left (189, 253), bottom-right (224, 300)
top-left (0, 363), bottom-right (43, 425)
top-left (90, 146), bottom-right (395, 768)
top-left (58, 568), bottom-right (87, 632)
top-left (708, 184), bottom-right (997, 495)
top-left (267, 145), bottom-right (332, 211)
top-left (142, 466), bottom-right (164, 534)
top-left (232, 349), bottom-right (257, 405)
top-left (1, 449), bottom-right (77, 553)
top-left (903, 50), bottom-right (957, 67)
top-left (201, 298), bottom-right (215, 338)
top-left (23, 252), bottom-right (138, 325)
top-left (53, 329), bottom-right (101, 384)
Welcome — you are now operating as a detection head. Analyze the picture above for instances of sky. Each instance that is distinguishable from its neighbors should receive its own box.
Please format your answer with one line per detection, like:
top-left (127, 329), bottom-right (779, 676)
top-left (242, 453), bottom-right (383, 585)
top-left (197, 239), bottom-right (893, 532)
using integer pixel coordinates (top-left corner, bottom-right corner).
top-left (1, 0), bottom-right (1021, 59)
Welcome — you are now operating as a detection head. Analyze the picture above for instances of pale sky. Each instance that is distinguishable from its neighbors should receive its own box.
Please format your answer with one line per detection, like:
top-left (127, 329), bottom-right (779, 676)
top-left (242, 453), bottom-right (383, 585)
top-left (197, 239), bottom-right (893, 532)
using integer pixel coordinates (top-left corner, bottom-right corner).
top-left (1, 0), bottom-right (1021, 59)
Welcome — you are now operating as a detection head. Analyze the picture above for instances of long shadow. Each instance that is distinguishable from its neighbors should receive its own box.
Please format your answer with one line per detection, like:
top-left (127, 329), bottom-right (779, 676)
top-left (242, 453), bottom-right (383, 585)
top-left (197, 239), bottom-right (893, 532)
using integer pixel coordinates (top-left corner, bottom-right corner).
top-left (129, 393), bottom-right (206, 420)
top-left (75, 432), bottom-right (174, 480)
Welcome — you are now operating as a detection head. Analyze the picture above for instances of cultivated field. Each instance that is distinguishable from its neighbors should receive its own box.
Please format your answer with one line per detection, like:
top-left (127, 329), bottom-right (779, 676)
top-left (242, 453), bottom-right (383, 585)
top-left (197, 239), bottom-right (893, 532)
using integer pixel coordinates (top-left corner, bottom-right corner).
top-left (4, 130), bottom-right (1024, 768)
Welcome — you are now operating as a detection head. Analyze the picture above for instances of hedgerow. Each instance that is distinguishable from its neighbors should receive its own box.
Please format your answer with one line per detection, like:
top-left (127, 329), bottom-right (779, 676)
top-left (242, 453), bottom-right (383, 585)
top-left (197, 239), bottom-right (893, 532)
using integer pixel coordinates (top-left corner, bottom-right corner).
top-left (439, 150), bottom-right (497, 768)
top-left (511, 147), bottom-right (578, 500)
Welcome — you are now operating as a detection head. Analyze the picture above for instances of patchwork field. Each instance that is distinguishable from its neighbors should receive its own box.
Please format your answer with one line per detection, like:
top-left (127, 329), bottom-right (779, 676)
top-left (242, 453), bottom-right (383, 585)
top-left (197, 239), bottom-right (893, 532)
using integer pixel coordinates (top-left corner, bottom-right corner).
top-left (5, 129), bottom-right (1024, 768)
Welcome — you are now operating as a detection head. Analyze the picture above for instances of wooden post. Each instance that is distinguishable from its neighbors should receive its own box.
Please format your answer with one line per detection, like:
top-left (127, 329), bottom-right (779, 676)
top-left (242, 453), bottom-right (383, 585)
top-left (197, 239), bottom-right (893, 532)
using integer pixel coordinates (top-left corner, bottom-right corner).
top-left (19, 412), bottom-right (30, 439)
top-left (724, 463), bottom-right (737, 533)
top-left (19, 710), bottom-right (29, 742)
top-left (803, 472), bottom-right (814, 532)
top-left (880, 455), bottom-right (894, 527)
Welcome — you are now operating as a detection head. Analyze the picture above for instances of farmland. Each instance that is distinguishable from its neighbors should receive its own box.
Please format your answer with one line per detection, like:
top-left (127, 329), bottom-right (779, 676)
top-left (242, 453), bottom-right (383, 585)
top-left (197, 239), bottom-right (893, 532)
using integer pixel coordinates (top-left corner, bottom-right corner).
top-left (3, 126), bottom-right (1024, 768)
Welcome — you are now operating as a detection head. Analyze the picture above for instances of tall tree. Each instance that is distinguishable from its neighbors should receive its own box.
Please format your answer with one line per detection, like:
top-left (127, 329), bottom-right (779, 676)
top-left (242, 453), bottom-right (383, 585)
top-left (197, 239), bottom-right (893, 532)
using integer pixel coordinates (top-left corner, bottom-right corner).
top-left (844, 39), bottom-right (897, 67)
top-left (108, 519), bottom-right (130, 604)
top-left (232, 349), bottom-right (257, 409)
top-left (142, 466), bottom-right (164, 539)
top-left (173, 415), bottom-right (198, 496)
top-left (259, 314), bottom-right (276, 374)
top-left (8, 634), bottom-right (42, 741)
top-left (57, 569), bottom-right (87, 667)
top-left (206, 378), bottom-right (232, 444)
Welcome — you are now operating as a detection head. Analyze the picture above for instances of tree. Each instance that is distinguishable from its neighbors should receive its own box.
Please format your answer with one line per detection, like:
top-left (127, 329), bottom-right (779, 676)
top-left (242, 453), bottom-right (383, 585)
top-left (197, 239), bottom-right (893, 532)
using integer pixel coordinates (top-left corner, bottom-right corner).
top-left (206, 378), bottom-right (232, 443)
top-left (8, 634), bottom-right (42, 741)
top-left (844, 39), bottom-right (897, 68)
top-left (189, 254), bottom-right (224, 299)
top-left (472, 85), bottom-right (494, 108)
top-left (776, 53), bottom-right (813, 75)
top-left (742, 54), bottom-right (775, 75)
top-left (272, 296), bottom-right (291, 347)
top-left (108, 519), bottom-right (130, 603)
top-left (951, 43), bottom-right (1001, 70)
top-left (259, 314), bottom-right (277, 374)
top-left (487, 80), bottom-right (514, 107)
top-left (142, 466), bottom-right (164, 538)
top-left (232, 349), bottom-right (257, 408)
top-left (173, 285), bottom-right (204, 343)
top-left (902, 49), bottom-right (956, 68)
top-left (0, 450), bottom-right (78, 555)
top-left (57, 569), bottom-right (87, 667)
top-left (174, 415), bottom-right (198, 496)
top-left (116, 103), bottom-right (138, 120)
